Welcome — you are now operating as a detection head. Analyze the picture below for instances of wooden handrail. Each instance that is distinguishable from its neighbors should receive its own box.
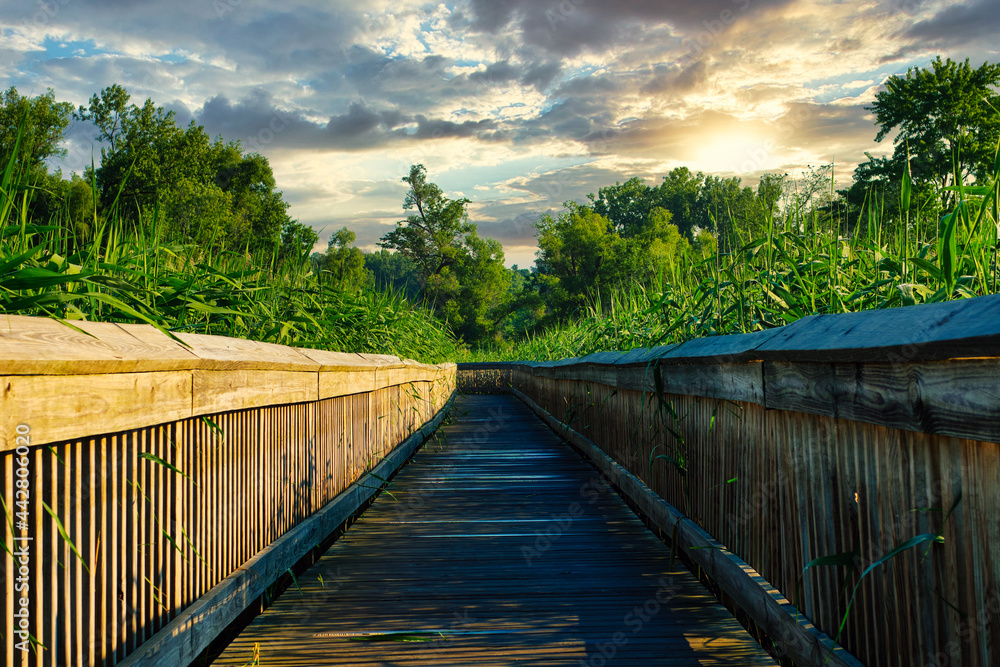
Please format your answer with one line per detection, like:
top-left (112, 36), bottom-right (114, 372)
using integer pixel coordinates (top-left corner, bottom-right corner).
top-left (1, 314), bottom-right (456, 667)
top-left (463, 294), bottom-right (1000, 442)
top-left (457, 294), bottom-right (1000, 667)
top-left (0, 315), bottom-right (453, 449)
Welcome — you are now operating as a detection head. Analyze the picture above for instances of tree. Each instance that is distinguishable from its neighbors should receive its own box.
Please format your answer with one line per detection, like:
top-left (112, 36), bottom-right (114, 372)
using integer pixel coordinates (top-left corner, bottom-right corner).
top-left (655, 167), bottom-right (705, 236)
top-left (448, 232), bottom-right (508, 343)
top-left (380, 164), bottom-right (508, 344)
top-left (322, 227), bottom-right (367, 290)
top-left (589, 177), bottom-right (657, 237)
top-left (867, 57), bottom-right (1000, 206)
top-left (77, 85), bottom-right (189, 218)
top-left (626, 207), bottom-right (688, 285)
top-left (77, 84), bottom-right (293, 257)
top-left (0, 86), bottom-right (73, 171)
top-left (756, 172), bottom-right (787, 222)
top-left (379, 164), bottom-right (474, 307)
top-left (365, 249), bottom-right (421, 300)
top-left (535, 203), bottom-right (625, 316)
top-left (279, 220), bottom-right (319, 262)
top-left (28, 169), bottom-right (97, 242)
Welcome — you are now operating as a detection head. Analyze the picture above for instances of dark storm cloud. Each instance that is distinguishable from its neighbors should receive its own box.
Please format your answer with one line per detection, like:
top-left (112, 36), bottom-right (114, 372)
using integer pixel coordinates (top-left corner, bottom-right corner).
top-left (411, 115), bottom-right (498, 139)
top-left (465, 0), bottom-right (795, 54)
top-left (469, 61), bottom-right (520, 84)
top-left (905, 0), bottom-right (1000, 43)
top-left (195, 91), bottom-right (498, 152)
top-left (515, 97), bottom-right (617, 144)
top-left (521, 62), bottom-right (563, 91)
top-left (640, 61), bottom-right (709, 96)
top-left (212, 8), bottom-right (356, 69)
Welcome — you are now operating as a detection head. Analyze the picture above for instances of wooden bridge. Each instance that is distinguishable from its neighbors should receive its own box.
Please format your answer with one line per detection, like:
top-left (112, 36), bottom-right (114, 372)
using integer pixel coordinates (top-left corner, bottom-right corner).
top-left (2, 295), bottom-right (1000, 667)
top-left (213, 394), bottom-right (775, 666)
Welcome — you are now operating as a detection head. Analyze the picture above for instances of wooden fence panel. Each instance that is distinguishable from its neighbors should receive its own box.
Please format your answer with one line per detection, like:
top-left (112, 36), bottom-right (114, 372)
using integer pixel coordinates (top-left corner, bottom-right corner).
top-left (0, 316), bottom-right (455, 667)
top-left (459, 294), bottom-right (1000, 667)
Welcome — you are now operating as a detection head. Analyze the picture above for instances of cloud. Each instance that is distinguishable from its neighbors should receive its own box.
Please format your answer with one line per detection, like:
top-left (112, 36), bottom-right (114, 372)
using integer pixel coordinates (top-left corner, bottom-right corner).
top-left (7, 0), bottom-right (995, 268)
top-left (465, 0), bottom-right (796, 55)
top-left (905, 0), bottom-right (1000, 43)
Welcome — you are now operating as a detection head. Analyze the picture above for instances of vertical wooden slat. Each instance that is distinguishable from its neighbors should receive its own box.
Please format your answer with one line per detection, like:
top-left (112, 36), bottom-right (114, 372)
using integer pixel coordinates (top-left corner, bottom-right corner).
top-left (34, 445), bottom-right (49, 667)
top-left (3, 363), bottom-right (454, 667)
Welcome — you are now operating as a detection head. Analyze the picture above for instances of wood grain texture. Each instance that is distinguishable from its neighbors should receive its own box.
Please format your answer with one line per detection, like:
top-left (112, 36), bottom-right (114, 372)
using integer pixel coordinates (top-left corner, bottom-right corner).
top-left (294, 348), bottom-right (379, 371)
top-left (0, 315), bottom-right (198, 375)
top-left (754, 293), bottom-right (1000, 362)
top-left (215, 395), bottom-right (776, 667)
top-left (612, 362), bottom-right (765, 403)
top-left (0, 316), bottom-right (454, 448)
top-left (191, 370), bottom-right (318, 415)
top-left (0, 371), bottom-right (192, 449)
top-left (764, 358), bottom-right (1000, 441)
top-left (175, 332), bottom-right (319, 371)
top-left (116, 395), bottom-right (455, 667)
top-left (509, 388), bottom-right (862, 667)
top-left (658, 328), bottom-right (785, 364)
top-left (317, 368), bottom-right (377, 399)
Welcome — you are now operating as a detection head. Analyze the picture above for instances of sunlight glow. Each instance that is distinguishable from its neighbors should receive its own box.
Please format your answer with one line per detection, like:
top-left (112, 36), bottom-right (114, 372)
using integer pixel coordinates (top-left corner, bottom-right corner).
top-left (691, 132), bottom-right (777, 174)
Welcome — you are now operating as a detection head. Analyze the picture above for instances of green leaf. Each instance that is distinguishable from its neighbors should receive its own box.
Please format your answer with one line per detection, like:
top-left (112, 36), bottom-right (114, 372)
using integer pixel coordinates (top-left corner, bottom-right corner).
top-left (938, 209), bottom-right (959, 294)
top-left (41, 501), bottom-right (90, 573)
top-left (199, 416), bottom-right (226, 443)
top-left (908, 257), bottom-right (943, 281)
top-left (900, 147), bottom-right (912, 211)
top-left (1, 266), bottom-right (95, 290)
top-left (942, 185), bottom-right (993, 196)
top-left (0, 243), bottom-right (46, 275)
top-left (138, 452), bottom-right (194, 484)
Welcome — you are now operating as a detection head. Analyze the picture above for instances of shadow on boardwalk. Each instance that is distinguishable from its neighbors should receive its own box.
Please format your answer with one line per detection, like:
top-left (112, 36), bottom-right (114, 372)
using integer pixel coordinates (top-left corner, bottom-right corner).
top-left (213, 394), bottom-right (775, 666)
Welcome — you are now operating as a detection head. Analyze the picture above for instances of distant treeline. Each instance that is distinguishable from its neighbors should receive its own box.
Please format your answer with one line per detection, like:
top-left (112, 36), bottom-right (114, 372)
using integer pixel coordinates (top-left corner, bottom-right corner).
top-left (2, 57), bottom-right (998, 352)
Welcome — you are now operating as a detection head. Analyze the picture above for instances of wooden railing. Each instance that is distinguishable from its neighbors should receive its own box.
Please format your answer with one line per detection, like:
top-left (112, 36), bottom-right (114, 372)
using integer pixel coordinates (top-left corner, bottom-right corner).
top-left (459, 294), bottom-right (1000, 667)
top-left (1, 316), bottom-right (455, 667)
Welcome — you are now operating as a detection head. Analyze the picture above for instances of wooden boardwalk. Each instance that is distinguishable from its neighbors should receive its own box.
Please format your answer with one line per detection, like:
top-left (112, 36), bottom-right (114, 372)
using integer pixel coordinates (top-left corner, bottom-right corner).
top-left (214, 395), bottom-right (775, 666)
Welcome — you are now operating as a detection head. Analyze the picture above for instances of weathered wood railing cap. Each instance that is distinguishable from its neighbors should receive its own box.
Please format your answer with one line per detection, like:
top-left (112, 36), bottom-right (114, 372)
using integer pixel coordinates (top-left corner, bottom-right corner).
top-left (465, 294), bottom-right (1000, 369)
top-left (0, 315), bottom-right (455, 449)
top-left (0, 315), bottom-right (452, 375)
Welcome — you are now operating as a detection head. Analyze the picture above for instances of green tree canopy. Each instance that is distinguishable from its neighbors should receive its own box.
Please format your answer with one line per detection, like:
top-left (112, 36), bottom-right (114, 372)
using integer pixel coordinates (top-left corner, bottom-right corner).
top-left (380, 164), bottom-right (509, 344)
top-left (0, 86), bottom-right (73, 171)
top-left (379, 164), bottom-right (473, 305)
top-left (535, 203), bottom-right (626, 316)
top-left (867, 57), bottom-right (1000, 203)
top-left (322, 227), bottom-right (368, 290)
top-left (365, 249), bottom-right (422, 301)
top-left (76, 84), bottom-right (292, 257)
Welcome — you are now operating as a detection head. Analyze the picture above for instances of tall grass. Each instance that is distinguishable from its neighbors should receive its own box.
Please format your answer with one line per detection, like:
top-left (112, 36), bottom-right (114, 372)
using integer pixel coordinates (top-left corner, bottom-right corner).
top-left (471, 159), bottom-right (1000, 362)
top-left (0, 146), bottom-right (459, 363)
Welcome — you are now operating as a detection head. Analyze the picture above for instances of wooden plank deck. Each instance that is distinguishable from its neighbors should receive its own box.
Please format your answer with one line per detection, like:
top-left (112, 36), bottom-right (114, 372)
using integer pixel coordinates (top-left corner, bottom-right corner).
top-left (213, 394), bottom-right (776, 666)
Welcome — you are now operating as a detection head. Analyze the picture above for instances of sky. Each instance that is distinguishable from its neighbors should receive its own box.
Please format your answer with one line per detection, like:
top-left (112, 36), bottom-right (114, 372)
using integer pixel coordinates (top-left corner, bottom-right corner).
top-left (2, 0), bottom-right (999, 267)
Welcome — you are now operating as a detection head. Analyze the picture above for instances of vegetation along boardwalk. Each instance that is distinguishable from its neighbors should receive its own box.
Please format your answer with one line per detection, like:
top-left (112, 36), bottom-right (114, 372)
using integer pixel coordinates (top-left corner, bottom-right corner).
top-left (214, 394), bottom-right (775, 666)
